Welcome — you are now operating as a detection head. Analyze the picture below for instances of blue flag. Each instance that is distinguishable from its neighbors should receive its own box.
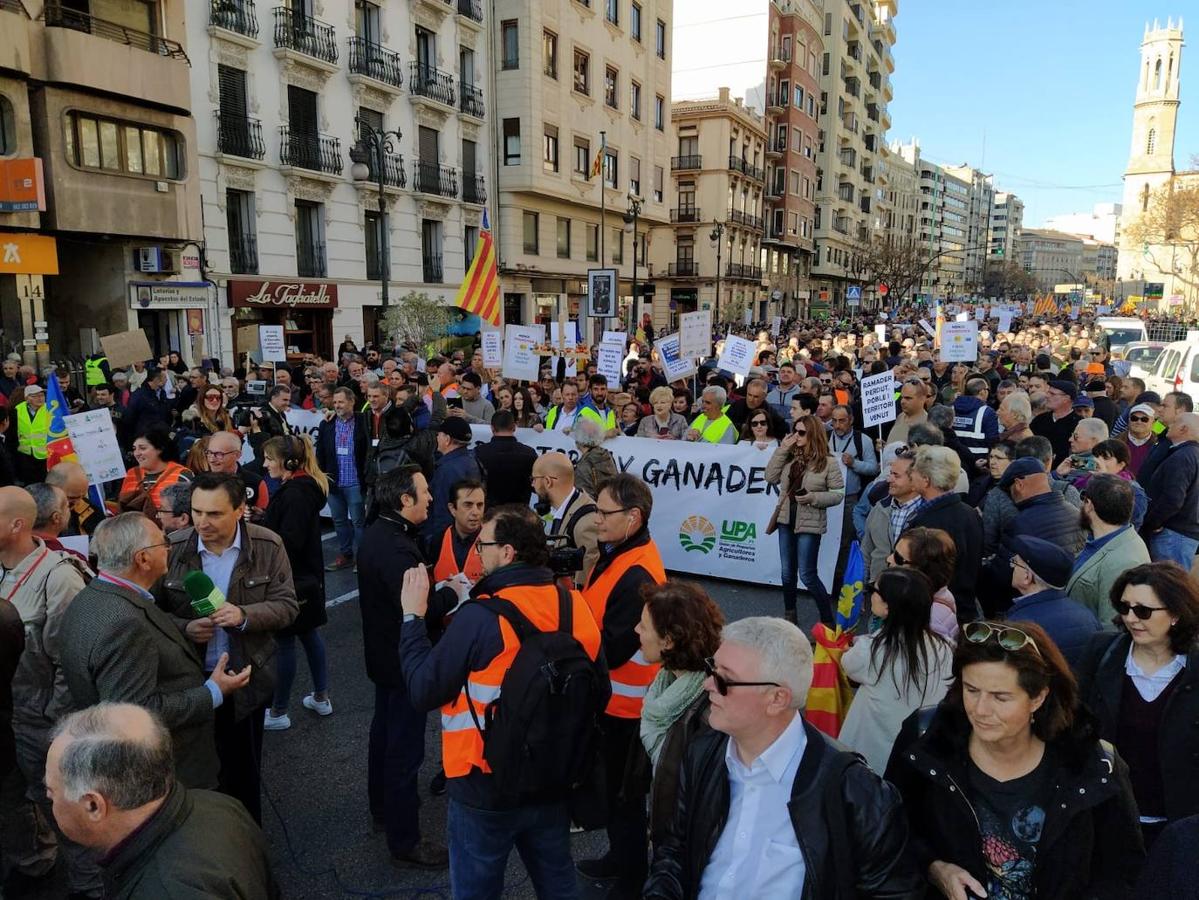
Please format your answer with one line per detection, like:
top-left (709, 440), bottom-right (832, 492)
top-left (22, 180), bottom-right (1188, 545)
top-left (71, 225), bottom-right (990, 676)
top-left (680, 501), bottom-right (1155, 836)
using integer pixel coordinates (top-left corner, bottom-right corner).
top-left (835, 540), bottom-right (866, 635)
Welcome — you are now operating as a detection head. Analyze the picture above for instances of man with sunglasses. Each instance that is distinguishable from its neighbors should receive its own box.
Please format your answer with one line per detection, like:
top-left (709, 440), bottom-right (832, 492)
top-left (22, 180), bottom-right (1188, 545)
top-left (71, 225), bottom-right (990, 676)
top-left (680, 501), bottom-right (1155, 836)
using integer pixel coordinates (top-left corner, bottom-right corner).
top-left (1030, 379), bottom-right (1082, 469)
top-left (1119, 402), bottom-right (1158, 478)
top-left (644, 617), bottom-right (921, 900)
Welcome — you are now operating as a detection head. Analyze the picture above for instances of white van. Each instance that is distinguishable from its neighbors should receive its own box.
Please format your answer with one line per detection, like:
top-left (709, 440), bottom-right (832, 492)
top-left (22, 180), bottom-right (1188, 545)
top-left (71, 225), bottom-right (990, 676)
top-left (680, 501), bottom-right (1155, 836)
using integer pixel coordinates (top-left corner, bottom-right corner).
top-left (1145, 340), bottom-right (1199, 407)
top-left (1096, 317), bottom-right (1148, 356)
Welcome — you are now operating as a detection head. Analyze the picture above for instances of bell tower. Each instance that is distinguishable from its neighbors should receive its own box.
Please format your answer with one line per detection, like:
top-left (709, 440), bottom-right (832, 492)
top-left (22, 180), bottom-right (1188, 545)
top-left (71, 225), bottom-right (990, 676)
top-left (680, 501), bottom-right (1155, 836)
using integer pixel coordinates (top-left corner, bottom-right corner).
top-left (1119, 18), bottom-right (1184, 280)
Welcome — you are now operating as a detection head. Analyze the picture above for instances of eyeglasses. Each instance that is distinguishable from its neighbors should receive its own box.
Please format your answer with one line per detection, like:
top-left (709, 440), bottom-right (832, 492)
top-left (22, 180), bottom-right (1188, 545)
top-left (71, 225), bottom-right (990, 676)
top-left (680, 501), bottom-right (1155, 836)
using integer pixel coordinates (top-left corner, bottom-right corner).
top-left (793, 428), bottom-right (807, 436)
top-left (594, 506), bottom-right (631, 520)
top-left (751, 419), bottom-right (768, 427)
top-left (475, 540), bottom-right (505, 550)
top-left (890, 547), bottom-right (907, 566)
top-left (1113, 599), bottom-right (1170, 621)
top-left (1130, 415), bottom-right (1151, 423)
top-left (703, 657), bottom-right (781, 696)
top-left (962, 622), bottom-right (1043, 658)
top-left (204, 394), bottom-right (222, 401)
top-left (137, 540), bottom-right (172, 554)
top-left (205, 449), bottom-right (237, 459)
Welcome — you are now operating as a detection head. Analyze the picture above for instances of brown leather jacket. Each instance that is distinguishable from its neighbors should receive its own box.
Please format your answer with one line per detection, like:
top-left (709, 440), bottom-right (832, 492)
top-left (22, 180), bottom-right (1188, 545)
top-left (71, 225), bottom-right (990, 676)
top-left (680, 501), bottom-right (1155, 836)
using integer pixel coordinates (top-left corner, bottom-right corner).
top-left (157, 523), bottom-right (298, 722)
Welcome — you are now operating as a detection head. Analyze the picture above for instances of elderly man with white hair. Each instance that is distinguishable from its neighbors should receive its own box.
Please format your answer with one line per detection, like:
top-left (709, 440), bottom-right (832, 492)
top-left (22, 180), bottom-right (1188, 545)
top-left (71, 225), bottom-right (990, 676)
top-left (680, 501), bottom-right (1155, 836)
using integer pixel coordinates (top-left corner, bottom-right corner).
top-left (997, 390), bottom-right (1033, 444)
top-left (644, 617), bottom-right (921, 900)
top-left (1056, 416), bottom-right (1109, 484)
top-left (45, 702), bottom-right (278, 899)
top-left (684, 385), bottom-right (737, 444)
top-left (572, 415), bottom-right (617, 500)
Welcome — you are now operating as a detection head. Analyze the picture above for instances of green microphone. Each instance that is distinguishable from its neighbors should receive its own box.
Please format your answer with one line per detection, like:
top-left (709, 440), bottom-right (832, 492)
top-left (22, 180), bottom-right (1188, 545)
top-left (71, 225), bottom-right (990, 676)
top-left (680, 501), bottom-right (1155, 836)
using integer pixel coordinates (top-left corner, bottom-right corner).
top-left (183, 570), bottom-right (226, 617)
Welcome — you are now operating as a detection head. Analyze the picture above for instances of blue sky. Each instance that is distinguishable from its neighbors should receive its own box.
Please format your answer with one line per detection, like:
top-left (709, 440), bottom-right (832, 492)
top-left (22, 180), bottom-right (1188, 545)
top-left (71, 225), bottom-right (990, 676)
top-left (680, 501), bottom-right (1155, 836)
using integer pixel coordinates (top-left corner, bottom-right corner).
top-left (888, 1), bottom-right (1197, 227)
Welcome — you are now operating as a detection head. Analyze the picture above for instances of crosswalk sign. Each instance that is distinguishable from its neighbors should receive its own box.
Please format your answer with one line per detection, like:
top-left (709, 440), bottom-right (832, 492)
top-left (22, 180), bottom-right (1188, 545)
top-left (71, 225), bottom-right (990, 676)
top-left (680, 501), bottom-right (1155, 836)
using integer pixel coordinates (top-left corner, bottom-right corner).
top-left (846, 285), bottom-right (862, 305)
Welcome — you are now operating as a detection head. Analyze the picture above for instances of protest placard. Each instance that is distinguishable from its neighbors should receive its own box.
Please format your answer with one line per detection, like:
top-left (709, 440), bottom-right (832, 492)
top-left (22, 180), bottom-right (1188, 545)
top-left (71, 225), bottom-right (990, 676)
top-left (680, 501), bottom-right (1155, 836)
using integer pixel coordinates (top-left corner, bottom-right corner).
top-left (860, 371), bottom-right (897, 429)
top-left (596, 343), bottom-right (623, 385)
top-left (502, 324), bottom-right (544, 381)
top-left (679, 309), bottom-right (712, 359)
top-left (481, 329), bottom-right (502, 367)
top-left (258, 325), bottom-right (286, 362)
top-left (655, 332), bottom-right (697, 381)
top-left (99, 329), bottom-right (153, 369)
top-left (64, 409), bottom-right (126, 484)
top-left (940, 320), bottom-right (979, 362)
top-left (716, 334), bottom-right (755, 378)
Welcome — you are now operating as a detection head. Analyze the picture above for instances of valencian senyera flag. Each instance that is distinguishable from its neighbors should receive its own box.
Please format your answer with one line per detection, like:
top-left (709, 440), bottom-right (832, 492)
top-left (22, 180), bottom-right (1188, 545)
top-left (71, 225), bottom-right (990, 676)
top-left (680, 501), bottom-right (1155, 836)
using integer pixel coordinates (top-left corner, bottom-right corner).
top-left (805, 541), bottom-right (866, 739)
top-left (45, 375), bottom-right (110, 514)
top-left (454, 208), bottom-right (501, 326)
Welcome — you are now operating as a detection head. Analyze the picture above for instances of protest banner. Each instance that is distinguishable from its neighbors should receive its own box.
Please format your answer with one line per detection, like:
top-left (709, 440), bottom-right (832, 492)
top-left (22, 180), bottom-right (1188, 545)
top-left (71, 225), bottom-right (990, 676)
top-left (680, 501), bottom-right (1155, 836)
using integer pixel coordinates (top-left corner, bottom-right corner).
top-left (678, 309), bottom-right (712, 359)
top-left (63, 409), bottom-right (127, 484)
top-left (716, 333), bottom-right (755, 378)
top-left (481, 329), bottom-right (502, 367)
top-left (501, 324), bottom-right (544, 381)
top-left (469, 426), bottom-right (844, 588)
top-left (940, 320), bottom-right (979, 362)
top-left (859, 371), bottom-right (897, 429)
top-left (654, 332), bottom-right (697, 381)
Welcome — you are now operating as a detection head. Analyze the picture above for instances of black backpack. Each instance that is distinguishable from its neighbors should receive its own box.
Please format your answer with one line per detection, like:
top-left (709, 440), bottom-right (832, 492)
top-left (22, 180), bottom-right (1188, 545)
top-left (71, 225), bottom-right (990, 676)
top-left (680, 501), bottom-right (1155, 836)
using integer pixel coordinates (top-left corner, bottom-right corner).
top-left (466, 585), bottom-right (610, 800)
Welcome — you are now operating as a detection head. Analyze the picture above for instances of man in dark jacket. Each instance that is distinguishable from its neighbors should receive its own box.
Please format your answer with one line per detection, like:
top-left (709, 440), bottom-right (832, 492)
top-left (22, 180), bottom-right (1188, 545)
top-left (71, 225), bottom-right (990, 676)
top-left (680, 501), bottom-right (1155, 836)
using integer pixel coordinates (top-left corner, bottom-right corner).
top-left (422, 417), bottom-right (482, 550)
top-left (45, 703), bottom-right (280, 900)
top-left (1142, 411), bottom-right (1199, 569)
top-left (951, 378), bottom-right (999, 469)
top-left (357, 466), bottom-right (459, 869)
top-left (1137, 391), bottom-right (1192, 487)
top-left (474, 411), bottom-right (537, 508)
top-left (1030, 380), bottom-right (1082, 469)
top-left (905, 445), bottom-right (982, 622)
top-left (1086, 379), bottom-right (1119, 430)
top-left (1006, 535), bottom-right (1100, 668)
top-left (0, 595), bottom-right (22, 780)
top-left (121, 368), bottom-right (173, 447)
top-left (725, 378), bottom-right (787, 439)
top-left (644, 617), bottom-right (922, 900)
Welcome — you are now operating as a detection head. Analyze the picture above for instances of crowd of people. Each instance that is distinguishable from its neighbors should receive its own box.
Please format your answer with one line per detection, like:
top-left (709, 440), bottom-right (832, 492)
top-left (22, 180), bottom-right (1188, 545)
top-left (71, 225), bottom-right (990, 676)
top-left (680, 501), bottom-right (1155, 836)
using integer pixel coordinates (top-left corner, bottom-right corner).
top-left (0, 309), bottom-right (1197, 899)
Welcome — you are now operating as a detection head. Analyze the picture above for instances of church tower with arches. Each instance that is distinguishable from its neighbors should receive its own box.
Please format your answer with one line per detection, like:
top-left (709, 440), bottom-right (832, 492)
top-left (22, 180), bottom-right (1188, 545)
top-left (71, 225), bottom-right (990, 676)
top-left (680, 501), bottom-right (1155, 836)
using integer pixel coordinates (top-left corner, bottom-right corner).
top-left (1117, 18), bottom-right (1185, 285)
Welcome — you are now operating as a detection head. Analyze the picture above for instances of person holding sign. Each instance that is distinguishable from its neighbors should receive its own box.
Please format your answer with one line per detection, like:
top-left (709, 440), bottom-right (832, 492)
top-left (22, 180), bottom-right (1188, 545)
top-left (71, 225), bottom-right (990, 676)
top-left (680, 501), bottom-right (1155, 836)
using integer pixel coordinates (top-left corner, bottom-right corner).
top-left (765, 416), bottom-right (846, 626)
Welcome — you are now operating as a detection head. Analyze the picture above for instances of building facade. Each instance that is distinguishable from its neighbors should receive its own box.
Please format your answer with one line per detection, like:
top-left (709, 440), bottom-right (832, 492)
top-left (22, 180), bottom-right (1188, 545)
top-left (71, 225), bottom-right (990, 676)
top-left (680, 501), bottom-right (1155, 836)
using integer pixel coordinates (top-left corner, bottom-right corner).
top-left (0, 0), bottom-right (202, 367)
top-left (490, 0), bottom-right (673, 330)
top-left (648, 89), bottom-right (766, 327)
top-left (1017, 228), bottom-right (1085, 291)
top-left (943, 163), bottom-right (993, 294)
top-left (1045, 202), bottom-right (1121, 245)
top-left (809, 0), bottom-right (897, 310)
top-left (988, 191), bottom-right (1023, 263)
top-left (189, 0), bottom-right (494, 366)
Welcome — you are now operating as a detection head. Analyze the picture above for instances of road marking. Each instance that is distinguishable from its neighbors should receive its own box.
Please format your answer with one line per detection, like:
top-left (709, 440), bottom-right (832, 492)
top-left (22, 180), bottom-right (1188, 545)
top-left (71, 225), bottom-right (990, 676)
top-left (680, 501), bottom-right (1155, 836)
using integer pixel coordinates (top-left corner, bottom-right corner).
top-left (321, 531), bottom-right (336, 542)
top-left (326, 590), bottom-right (358, 609)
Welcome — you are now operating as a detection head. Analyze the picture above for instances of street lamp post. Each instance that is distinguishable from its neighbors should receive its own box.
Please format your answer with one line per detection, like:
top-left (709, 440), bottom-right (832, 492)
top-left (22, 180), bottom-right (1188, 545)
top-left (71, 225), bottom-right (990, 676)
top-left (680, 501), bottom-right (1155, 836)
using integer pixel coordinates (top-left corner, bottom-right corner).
top-left (623, 195), bottom-right (642, 334)
top-left (350, 118), bottom-right (403, 343)
top-left (710, 220), bottom-right (725, 321)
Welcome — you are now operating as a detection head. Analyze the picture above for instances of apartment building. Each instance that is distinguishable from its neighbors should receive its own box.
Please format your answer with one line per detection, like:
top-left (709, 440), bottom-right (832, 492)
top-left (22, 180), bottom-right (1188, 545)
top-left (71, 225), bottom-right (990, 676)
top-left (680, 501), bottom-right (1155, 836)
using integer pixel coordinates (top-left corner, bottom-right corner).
top-left (189, 0), bottom-right (494, 364)
top-left (1045, 202), bottom-right (1122, 245)
top-left (1017, 228), bottom-right (1085, 291)
top-left (1081, 239), bottom-right (1117, 284)
top-left (648, 89), bottom-right (766, 327)
top-left (809, 0), bottom-right (897, 308)
top-left (988, 191), bottom-right (1023, 263)
top-left (0, 0), bottom-right (202, 365)
top-left (879, 143), bottom-right (917, 238)
top-left (490, 0), bottom-right (672, 328)
top-left (943, 163), bottom-right (993, 293)
top-left (762, 0), bottom-right (823, 317)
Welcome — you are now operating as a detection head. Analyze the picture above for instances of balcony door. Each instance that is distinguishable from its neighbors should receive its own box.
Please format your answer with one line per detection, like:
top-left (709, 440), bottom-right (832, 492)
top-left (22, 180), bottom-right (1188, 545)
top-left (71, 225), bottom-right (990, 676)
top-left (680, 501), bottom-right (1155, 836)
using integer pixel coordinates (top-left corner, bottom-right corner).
top-left (218, 65), bottom-right (249, 154)
top-left (355, 0), bottom-right (380, 43)
top-left (287, 85), bottom-right (318, 168)
top-left (419, 126), bottom-right (439, 191)
top-left (415, 26), bottom-right (435, 73)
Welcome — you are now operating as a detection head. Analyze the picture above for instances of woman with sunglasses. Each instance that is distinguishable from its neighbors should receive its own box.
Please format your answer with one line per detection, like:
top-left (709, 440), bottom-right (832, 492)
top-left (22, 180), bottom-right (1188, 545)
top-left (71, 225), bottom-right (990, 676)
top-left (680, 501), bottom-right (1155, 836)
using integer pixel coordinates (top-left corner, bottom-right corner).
top-left (888, 527), bottom-right (959, 641)
top-left (765, 414), bottom-right (845, 625)
top-left (631, 581), bottom-right (724, 846)
top-left (840, 568), bottom-right (953, 775)
top-left (1076, 562), bottom-right (1199, 847)
top-left (739, 410), bottom-right (778, 450)
top-left (182, 385), bottom-right (237, 438)
top-left (886, 620), bottom-right (1144, 900)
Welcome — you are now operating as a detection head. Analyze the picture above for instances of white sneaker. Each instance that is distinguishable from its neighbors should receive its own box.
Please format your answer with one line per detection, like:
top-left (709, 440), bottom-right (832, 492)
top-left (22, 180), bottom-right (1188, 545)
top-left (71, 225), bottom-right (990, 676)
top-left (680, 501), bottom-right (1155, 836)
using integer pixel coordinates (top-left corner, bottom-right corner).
top-left (264, 710), bottom-right (291, 731)
top-left (302, 694), bottom-right (333, 716)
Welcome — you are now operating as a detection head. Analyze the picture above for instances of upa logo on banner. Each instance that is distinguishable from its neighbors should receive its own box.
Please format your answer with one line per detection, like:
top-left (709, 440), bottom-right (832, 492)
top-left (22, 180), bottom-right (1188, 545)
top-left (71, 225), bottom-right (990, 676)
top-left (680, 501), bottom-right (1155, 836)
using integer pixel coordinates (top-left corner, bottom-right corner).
top-left (679, 515), bottom-right (716, 554)
top-left (678, 513), bottom-right (757, 562)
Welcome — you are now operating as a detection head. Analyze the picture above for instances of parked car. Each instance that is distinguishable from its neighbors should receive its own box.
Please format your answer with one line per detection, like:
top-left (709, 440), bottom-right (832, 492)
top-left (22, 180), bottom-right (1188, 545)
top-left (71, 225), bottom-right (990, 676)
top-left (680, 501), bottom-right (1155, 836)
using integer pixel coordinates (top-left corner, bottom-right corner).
top-left (1096, 316), bottom-right (1148, 357)
top-left (1144, 340), bottom-right (1199, 407)
top-left (1122, 341), bottom-right (1167, 381)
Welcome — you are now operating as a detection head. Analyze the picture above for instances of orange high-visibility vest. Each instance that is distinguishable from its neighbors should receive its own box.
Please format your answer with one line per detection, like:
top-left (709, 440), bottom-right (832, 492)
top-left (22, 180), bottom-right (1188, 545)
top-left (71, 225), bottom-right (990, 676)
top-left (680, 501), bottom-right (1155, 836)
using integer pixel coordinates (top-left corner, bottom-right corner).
top-left (583, 539), bottom-right (667, 718)
top-left (440, 582), bottom-right (602, 778)
top-left (433, 526), bottom-right (484, 584)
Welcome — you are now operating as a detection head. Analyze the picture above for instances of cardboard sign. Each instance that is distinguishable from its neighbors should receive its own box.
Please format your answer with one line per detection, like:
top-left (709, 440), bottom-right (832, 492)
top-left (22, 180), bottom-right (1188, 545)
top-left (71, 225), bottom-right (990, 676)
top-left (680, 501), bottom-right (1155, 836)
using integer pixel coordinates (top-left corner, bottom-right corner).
top-left (860, 371), bottom-right (897, 429)
top-left (874, 324), bottom-right (887, 344)
top-left (550, 322), bottom-right (579, 377)
top-left (99, 329), bottom-right (153, 369)
top-left (918, 320), bottom-right (936, 337)
top-left (996, 311), bottom-right (1013, 334)
top-left (679, 309), bottom-right (712, 359)
top-left (716, 333), bottom-right (755, 378)
top-left (655, 332), bottom-right (698, 382)
top-left (258, 325), bottom-right (287, 362)
top-left (940, 320), bottom-right (979, 363)
top-left (501, 324), bottom-right (544, 382)
top-left (596, 343), bottom-right (623, 386)
top-left (481, 329), bottom-right (502, 368)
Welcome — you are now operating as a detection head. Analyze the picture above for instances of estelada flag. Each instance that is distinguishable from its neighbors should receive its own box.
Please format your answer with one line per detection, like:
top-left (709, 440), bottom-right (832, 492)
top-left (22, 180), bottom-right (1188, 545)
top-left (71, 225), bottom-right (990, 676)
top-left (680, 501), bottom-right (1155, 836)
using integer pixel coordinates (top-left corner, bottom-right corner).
top-left (454, 208), bottom-right (501, 326)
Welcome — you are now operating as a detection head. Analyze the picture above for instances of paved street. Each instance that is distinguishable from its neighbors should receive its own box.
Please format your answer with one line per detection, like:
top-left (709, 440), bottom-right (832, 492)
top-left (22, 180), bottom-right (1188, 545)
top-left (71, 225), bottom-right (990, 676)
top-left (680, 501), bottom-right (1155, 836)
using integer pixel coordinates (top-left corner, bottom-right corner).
top-left (253, 530), bottom-right (808, 900)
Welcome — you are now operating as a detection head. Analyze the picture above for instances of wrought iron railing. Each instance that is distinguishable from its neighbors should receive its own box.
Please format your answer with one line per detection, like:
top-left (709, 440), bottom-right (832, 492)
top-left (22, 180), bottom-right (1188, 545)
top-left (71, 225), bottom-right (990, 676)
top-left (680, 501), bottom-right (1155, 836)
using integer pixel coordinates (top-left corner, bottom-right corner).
top-left (409, 62), bottom-right (456, 107)
top-left (348, 37), bottom-right (403, 87)
top-left (44, 3), bottom-right (189, 60)
top-left (272, 7), bottom-right (337, 64)
top-left (279, 126), bottom-right (342, 175)
top-left (413, 162), bottom-right (458, 198)
top-left (216, 113), bottom-right (266, 160)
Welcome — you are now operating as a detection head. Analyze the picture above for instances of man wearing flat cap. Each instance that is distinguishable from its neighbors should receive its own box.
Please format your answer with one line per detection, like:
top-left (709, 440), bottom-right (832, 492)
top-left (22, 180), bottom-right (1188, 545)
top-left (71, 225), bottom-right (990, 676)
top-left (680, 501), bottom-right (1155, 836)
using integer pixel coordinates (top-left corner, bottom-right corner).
top-left (1031, 379), bottom-right (1082, 468)
top-left (1006, 535), bottom-right (1101, 667)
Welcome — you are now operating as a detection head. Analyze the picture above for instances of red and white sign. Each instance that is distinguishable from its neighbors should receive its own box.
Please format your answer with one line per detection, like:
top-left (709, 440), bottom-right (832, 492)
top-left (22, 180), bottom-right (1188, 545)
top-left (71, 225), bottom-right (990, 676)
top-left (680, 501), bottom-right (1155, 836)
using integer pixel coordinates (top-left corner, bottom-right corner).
top-left (228, 279), bottom-right (339, 309)
top-left (878, 282), bottom-right (890, 297)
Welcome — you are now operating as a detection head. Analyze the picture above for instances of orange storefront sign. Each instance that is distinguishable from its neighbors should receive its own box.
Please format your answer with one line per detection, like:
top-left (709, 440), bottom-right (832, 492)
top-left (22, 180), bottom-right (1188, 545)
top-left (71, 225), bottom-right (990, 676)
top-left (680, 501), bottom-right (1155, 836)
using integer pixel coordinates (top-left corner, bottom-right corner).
top-left (0, 232), bottom-right (59, 275)
top-left (0, 159), bottom-right (46, 213)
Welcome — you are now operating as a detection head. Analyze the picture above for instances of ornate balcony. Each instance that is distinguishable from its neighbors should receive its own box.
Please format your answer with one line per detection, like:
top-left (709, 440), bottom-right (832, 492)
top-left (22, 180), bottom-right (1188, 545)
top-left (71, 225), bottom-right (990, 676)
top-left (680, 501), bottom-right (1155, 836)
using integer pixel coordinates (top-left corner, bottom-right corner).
top-left (459, 83), bottom-right (485, 120)
top-left (272, 7), bottom-right (338, 69)
top-left (413, 162), bottom-right (458, 198)
top-left (666, 261), bottom-right (700, 278)
top-left (409, 62), bottom-right (456, 108)
top-left (423, 253), bottom-right (444, 283)
top-left (348, 37), bottom-right (403, 90)
top-left (462, 174), bottom-right (487, 205)
top-left (216, 113), bottom-right (266, 161)
top-left (670, 155), bottom-right (702, 171)
top-left (209, 0), bottom-right (260, 44)
top-left (279, 126), bottom-right (342, 176)
top-left (669, 207), bottom-right (702, 224)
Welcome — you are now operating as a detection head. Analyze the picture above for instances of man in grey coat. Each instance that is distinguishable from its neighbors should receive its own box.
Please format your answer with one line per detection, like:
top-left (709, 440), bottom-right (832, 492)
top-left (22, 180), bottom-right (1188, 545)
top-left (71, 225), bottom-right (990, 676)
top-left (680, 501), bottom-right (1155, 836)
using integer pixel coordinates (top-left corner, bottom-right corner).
top-left (1067, 474), bottom-right (1151, 625)
top-left (59, 513), bottom-right (251, 792)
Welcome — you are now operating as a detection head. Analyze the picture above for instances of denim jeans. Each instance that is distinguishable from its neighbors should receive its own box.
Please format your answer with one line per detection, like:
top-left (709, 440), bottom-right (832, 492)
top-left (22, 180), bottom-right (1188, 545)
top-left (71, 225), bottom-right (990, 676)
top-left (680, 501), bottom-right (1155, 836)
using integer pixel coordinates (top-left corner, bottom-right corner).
top-left (1149, 527), bottom-right (1199, 571)
top-left (447, 798), bottom-right (579, 900)
top-left (272, 630), bottom-right (328, 712)
top-left (367, 685), bottom-right (425, 856)
top-left (778, 528), bottom-right (833, 623)
top-left (327, 482), bottom-right (364, 557)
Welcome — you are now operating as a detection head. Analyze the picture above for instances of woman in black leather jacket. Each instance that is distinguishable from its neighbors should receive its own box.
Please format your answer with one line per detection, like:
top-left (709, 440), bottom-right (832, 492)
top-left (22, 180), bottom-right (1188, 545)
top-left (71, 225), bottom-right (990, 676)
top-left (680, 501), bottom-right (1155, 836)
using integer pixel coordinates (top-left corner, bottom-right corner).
top-left (885, 620), bottom-right (1144, 900)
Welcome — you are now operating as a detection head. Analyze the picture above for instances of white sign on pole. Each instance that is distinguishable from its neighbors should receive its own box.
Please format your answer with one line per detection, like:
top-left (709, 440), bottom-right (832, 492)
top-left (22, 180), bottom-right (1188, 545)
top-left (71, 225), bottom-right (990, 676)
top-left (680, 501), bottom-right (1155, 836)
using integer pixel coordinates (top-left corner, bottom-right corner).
top-left (481, 329), bottom-right (503, 367)
top-left (63, 410), bottom-right (127, 484)
top-left (743, 307), bottom-right (753, 326)
top-left (940, 320), bottom-right (979, 362)
top-left (954, 311), bottom-right (969, 322)
top-left (874, 324), bottom-right (887, 344)
top-left (918, 319), bottom-right (936, 337)
top-left (679, 309), bottom-right (712, 359)
top-left (771, 316), bottom-right (783, 338)
top-left (258, 325), bottom-right (287, 362)
top-left (1097, 305), bottom-right (1112, 315)
top-left (502, 324), bottom-right (544, 382)
top-left (860, 371), bottom-right (897, 429)
top-left (602, 330), bottom-right (628, 348)
top-left (550, 322), bottom-right (579, 377)
top-left (655, 332), bottom-right (698, 382)
top-left (996, 311), bottom-right (1013, 334)
top-left (596, 343), bottom-right (623, 385)
top-left (716, 333), bottom-right (756, 378)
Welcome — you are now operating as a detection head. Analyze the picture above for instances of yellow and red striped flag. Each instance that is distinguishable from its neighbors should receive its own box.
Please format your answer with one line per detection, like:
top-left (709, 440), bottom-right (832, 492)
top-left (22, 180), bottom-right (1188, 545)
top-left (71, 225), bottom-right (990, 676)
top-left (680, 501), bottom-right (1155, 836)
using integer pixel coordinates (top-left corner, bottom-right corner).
top-left (591, 133), bottom-right (606, 179)
top-left (455, 208), bottom-right (501, 326)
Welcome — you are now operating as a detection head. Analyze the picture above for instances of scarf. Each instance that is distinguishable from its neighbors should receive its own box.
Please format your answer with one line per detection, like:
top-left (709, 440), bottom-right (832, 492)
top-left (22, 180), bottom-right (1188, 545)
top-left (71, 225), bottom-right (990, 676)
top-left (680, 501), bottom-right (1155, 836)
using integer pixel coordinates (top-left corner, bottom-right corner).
top-left (639, 669), bottom-right (706, 767)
